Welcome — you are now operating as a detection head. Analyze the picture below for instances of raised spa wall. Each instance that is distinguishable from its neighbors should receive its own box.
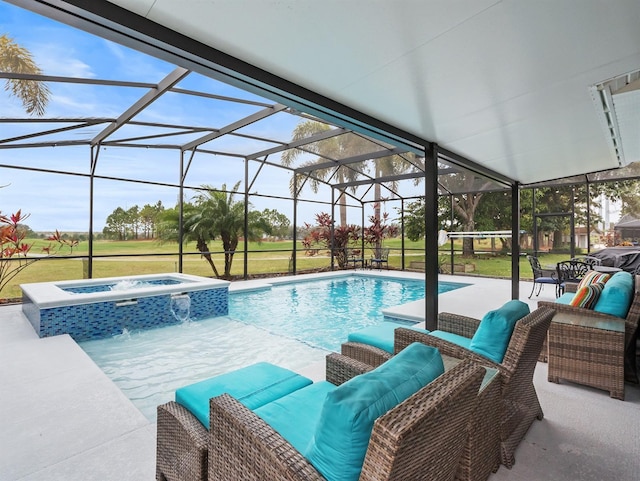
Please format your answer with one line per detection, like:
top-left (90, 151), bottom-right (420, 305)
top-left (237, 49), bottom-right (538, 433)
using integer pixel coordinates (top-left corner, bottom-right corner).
top-left (21, 274), bottom-right (230, 342)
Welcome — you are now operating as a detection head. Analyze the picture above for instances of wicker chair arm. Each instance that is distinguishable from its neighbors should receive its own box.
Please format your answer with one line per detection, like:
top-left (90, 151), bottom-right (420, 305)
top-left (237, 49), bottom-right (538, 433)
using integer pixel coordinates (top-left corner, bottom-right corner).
top-left (437, 312), bottom-right (481, 338)
top-left (326, 352), bottom-right (374, 385)
top-left (340, 342), bottom-right (392, 369)
top-left (209, 393), bottom-right (325, 481)
top-left (537, 300), bottom-right (622, 323)
top-left (156, 401), bottom-right (208, 481)
top-left (564, 281), bottom-right (580, 293)
top-left (360, 359), bottom-right (485, 481)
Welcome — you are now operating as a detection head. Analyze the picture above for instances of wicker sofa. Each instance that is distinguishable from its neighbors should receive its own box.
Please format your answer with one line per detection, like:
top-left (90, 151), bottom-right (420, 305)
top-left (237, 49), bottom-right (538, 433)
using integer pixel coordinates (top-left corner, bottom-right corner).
top-left (538, 273), bottom-right (640, 399)
top-left (157, 347), bottom-right (485, 481)
top-left (341, 306), bottom-right (555, 469)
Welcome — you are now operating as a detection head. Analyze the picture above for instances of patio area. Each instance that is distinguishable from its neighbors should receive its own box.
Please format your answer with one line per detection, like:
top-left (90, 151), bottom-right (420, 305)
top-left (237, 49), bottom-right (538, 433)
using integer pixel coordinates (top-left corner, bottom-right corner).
top-left (1, 272), bottom-right (639, 481)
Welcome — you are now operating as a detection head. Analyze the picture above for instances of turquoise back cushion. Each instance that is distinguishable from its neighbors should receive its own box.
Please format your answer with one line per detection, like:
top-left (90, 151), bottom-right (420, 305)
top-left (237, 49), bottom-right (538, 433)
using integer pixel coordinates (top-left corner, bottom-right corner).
top-left (305, 343), bottom-right (444, 481)
top-left (468, 300), bottom-right (530, 363)
top-left (593, 271), bottom-right (634, 318)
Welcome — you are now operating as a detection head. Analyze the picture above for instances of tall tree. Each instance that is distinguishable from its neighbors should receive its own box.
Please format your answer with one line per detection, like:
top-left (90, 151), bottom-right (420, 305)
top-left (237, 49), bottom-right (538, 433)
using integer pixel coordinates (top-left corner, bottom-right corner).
top-left (281, 120), bottom-right (370, 226)
top-left (439, 171), bottom-right (494, 256)
top-left (139, 202), bottom-right (164, 239)
top-left (103, 207), bottom-right (128, 240)
top-left (251, 208), bottom-right (290, 239)
top-left (125, 205), bottom-right (140, 239)
top-left (1, 34), bottom-right (50, 115)
top-left (370, 153), bottom-right (420, 248)
top-left (595, 171), bottom-right (640, 219)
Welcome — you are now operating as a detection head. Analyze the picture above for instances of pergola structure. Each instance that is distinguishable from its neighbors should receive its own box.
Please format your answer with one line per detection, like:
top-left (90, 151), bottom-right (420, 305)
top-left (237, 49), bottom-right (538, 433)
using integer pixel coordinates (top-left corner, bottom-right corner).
top-left (3, 0), bottom-right (640, 328)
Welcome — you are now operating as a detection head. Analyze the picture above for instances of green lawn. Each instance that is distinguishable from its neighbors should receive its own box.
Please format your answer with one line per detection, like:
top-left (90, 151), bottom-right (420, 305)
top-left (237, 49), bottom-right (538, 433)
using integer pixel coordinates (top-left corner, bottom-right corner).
top-left (1, 237), bottom-right (570, 300)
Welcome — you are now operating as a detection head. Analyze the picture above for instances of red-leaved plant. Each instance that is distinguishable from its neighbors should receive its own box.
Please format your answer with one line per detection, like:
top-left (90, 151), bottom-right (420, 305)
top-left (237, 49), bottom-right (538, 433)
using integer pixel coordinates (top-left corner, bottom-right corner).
top-left (301, 212), bottom-right (360, 268)
top-left (0, 210), bottom-right (75, 296)
top-left (301, 207), bottom-right (398, 268)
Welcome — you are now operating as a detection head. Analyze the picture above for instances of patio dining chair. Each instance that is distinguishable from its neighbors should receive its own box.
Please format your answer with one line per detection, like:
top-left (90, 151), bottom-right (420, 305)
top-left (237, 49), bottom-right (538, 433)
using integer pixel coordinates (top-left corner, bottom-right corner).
top-left (527, 255), bottom-right (560, 298)
top-left (571, 255), bottom-right (602, 267)
top-left (370, 247), bottom-right (390, 269)
top-left (345, 247), bottom-right (365, 268)
top-left (556, 260), bottom-right (591, 296)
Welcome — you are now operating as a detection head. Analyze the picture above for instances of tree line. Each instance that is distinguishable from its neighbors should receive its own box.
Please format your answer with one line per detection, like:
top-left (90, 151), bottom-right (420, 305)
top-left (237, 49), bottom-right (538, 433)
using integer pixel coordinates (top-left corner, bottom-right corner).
top-left (103, 198), bottom-right (292, 244)
top-left (402, 177), bottom-right (640, 256)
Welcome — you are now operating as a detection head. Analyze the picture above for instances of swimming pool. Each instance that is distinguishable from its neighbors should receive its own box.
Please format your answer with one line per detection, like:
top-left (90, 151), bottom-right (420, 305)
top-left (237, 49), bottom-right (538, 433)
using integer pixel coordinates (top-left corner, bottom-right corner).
top-left (228, 276), bottom-right (465, 350)
top-left (80, 274), bottom-right (469, 421)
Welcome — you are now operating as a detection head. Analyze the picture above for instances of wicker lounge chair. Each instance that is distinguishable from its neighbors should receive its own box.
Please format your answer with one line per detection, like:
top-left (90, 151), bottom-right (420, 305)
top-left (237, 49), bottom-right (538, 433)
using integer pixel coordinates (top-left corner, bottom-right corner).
top-left (157, 353), bottom-right (485, 481)
top-left (538, 273), bottom-right (640, 398)
top-left (335, 349), bottom-right (501, 481)
top-left (391, 307), bottom-right (555, 469)
top-left (210, 356), bottom-right (483, 481)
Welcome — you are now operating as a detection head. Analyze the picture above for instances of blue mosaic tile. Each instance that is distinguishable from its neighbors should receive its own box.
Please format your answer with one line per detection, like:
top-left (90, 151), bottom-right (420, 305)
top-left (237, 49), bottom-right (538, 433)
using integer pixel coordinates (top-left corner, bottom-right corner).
top-left (24, 287), bottom-right (228, 342)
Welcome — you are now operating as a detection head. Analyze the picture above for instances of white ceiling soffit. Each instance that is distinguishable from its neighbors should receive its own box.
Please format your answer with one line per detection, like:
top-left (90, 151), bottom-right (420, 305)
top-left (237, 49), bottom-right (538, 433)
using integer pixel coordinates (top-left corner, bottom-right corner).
top-left (99, 1), bottom-right (640, 184)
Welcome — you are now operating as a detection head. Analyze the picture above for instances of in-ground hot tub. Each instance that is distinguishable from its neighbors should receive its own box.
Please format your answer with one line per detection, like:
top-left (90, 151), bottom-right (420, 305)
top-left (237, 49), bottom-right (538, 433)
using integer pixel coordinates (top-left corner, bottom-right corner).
top-left (21, 273), bottom-right (229, 341)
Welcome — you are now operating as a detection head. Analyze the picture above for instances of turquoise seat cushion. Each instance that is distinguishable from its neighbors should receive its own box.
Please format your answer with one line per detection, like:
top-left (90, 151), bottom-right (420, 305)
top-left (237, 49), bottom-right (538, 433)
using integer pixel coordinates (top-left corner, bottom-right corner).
top-left (593, 271), bottom-right (634, 318)
top-left (305, 342), bottom-right (444, 481)
top-left (254, 381), bottom-right (336, 454)
top-left (555, 293), bottom-right (575, 305)
top-left (468, 300), bottom-right (530, 363)
top-left (429, 330), bottom-right (472, 350)
top-left (175, 362), bottom-right (312, 428)
top-left (348, 322), bottom-right (428, 353)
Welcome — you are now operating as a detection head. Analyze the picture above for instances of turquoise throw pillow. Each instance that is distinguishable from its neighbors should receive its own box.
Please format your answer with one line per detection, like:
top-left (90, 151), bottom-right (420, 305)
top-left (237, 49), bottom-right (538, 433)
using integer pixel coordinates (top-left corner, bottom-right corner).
top-left (593, 271), bottom-right (634, 318)
top-left (305, 342), bottom-right (444, 481)
top-left (468, 300), bottom-right (530, 363)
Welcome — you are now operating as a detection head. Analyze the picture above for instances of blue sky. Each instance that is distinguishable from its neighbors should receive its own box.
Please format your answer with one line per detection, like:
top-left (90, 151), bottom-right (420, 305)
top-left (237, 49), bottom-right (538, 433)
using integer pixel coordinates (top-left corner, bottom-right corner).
top-left (0, 2), bottom-right (311, 231)
top-left (0, 1), bottom-right (414, 233)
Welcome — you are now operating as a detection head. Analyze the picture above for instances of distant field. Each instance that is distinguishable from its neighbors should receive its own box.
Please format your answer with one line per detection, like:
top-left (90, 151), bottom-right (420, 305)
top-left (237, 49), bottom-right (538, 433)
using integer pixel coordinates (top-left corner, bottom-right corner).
top-left (1, 237), bottom-right (567, 300)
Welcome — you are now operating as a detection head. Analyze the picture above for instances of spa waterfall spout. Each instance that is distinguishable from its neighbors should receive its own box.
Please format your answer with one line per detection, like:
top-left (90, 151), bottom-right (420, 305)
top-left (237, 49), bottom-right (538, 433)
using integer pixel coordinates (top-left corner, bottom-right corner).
top-left (170, 293), bottom-right (191, 323)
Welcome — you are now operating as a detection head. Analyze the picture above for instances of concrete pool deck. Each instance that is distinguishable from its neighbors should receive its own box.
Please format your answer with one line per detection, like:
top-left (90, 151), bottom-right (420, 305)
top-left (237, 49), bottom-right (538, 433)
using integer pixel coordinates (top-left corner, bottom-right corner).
top-left (1, 272), bottom-right (639, 480)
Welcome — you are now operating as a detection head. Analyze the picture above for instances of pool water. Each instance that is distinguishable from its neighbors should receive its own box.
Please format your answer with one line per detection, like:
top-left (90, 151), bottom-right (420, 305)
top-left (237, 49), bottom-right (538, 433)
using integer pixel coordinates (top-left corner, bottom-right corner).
top-left (229, 277), bottom-right (463, 351)
top-left (80, 276), bottom-right (468, 421)
top-left (80, 317), bottom-right (327, 422)
top-left (63, 278), bottom-right (181, 294)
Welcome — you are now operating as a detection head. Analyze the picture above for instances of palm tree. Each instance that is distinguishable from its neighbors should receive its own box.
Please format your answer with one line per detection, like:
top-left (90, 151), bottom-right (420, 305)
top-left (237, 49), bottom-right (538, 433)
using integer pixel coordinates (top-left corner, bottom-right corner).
top-left (0, 34), bottom-right (50, 115)
top-left (371, 153), bottom-right (420, 236)
top-left (281, 120), bottom-right (370, 226)
top-left (181, 182), bottom-right (264, 279)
